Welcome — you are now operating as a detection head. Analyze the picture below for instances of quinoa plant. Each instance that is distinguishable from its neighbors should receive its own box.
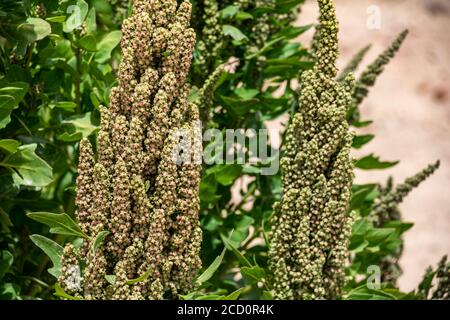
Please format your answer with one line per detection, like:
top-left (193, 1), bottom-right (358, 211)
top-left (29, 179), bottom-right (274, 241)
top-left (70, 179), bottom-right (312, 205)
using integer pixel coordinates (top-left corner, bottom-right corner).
top-left (58, 0), bottom-right (203, 300)
top-left (0, 0), bottom-right (447, 301)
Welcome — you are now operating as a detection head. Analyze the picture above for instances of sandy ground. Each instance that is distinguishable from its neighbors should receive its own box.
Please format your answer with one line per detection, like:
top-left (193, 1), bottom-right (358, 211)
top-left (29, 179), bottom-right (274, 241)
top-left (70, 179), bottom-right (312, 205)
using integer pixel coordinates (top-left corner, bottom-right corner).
top-left (295, 0), bottom-right (450, 291)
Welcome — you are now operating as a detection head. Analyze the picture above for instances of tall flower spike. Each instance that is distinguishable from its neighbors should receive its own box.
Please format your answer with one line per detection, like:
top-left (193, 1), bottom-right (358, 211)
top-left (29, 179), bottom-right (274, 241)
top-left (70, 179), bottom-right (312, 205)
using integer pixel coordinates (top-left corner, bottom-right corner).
top-left (76, 139), bottom-right (94, 235)
top-left (373, 161), bottom-right (440, 285)
top-left (69, 0), bottom-right (202, 299)
top-left (373, 161), bottom-right (440, 223)
top-left (337, 44), bottom-right (372, 82)
top-left (269, 0), bottom-right (355, 300)
top-left (353, 30), bottom-right (408, 106)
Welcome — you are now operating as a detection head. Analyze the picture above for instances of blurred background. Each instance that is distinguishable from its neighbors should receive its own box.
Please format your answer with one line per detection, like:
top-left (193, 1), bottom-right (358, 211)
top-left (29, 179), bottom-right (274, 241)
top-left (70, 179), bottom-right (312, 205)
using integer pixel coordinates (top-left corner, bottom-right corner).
top-left (297, 0), bottom-right (450, 291)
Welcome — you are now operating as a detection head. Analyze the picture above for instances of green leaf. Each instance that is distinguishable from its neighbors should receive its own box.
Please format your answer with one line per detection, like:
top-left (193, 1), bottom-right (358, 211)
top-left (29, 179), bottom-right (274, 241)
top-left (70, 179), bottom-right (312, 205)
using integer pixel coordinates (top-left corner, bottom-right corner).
top-left (241, 266), bottom-right (266, 284)
top-left (18, 18), bottom-right (51, 42)
top-left (63, 0), bottom-right (89, 33)
top-left (220, 5), bottom-right (240, 19)
top-left (220, 95), bottom-right (259, 115)
top-left (0, 144), bottom-right (53, 187)
top-left (27, 212), bottom-right (88, 239)
top-left (95, 30), bottom-right (122, 63)
top-left (105, 275), bottom-right (116, 285)
top-left (196, 247), bottom-right (226, 285)
top-left (275, 0), bottom-right (304, 13)
top-left (0, 139), bottom-right (20, 153)
top-left (222, 288), bottom-right (244, 300)
top-left (0, 207), bottom-right (13, 232)
top-left (345, 285), bottom-right (398, 300)
top-left (366, 228), bottom-right (396, 244)
top-left (51, 101), bottom-right (77, 112)
top-left (350, 184), bottom-right (377, 211)
top-left (384, 221), bottom-right (414, 234)
top-left (29, 235), bottom-right (63, 278)
top-left (234, 88), bottom-right (259, 100)
top-left (0, 82), bottom-right (29, 129)
top-left (207, 164), bottom-right (243, 186)
top-left (58, 112), bottom-right (98, 142)
top-left (261, 291), bottom-right (274, 300)
top-left (85, 7), bottom-right (97, 34)
top-left (92, 231), bottom-right (110, 255)
top-left (54, 283), bottom-right (81, 300)
top-left (235, 12), bottom-right (253, 21)
top-left (277, 25), bottom-right (312, 39)
top-left (355, 154), bottom-right (399, 170)
top-left (221, 233), bottom-right (252, 267)
top-left (0, 251), bottom-right (13, 280)
top-left (352, 134), bottom-right (375, 149)
top-left (78, 34), bottom-right (97, 51)
top-left (126, 268), bottom-right (152, 285)
top-left (223, 25), bottom-right (248, 42)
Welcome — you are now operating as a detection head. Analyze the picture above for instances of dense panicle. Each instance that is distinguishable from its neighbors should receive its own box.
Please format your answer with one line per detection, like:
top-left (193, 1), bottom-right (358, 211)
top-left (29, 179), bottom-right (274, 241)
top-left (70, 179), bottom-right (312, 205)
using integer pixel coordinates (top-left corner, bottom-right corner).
top-left (62, 0), bottom-right (202, 300)
top-left (374, 161), bottom-right (440, 284)
top-left (269, 0), bottom-right (355, 300)
top-left (353, 30), bottom-right (408, 106)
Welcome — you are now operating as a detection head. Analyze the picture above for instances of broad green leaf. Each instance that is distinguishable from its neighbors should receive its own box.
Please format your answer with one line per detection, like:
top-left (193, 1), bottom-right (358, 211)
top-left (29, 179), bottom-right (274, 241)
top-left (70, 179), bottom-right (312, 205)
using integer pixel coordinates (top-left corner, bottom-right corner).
top-left (384, 221), bottom-right (414, 234)
top-left (0, 251), bottom-right (13, 280)
top-left (220, 95), bottom-right (259, 115)
top-left (275, 0), bottom-right (304, 13)
top-left (235, 12), bottom-right (253, 21)
top-left (223, 25), bottom-right (248, 42)
top-left (29, 235), bottom-right (63, 278)
top-left (206, 164), bottom-right (243, 186)
top-left (0, 82), bottom-right (29, 129)
top-left (58, 112), bottom-right (98, 141)
top-left (54, 283), bottom-right (81, 300)
top-left (196, 247), bottom-right (226, 285)
top-left (78, 34), bottom-right (97, 51)
top-left (18, 18), bottom-right (51, 42)
top-left (350, 184), bottom-right (377, 211)
top-left (352, 134), bottom-right (375, 149)
top-left (234, 88), bottom-right (259, 100)
top-left (0, 139), bottom-right (20, 153)
top-left (27, 212), bottom-right (88, 239)
top-left (241, 266), bottom-right (266, 284)
top-left (0, 144), bottom-right (53, 187)
top-left (366, 228), bottom-right (396, 244)
top-left (345, 285), bottom-right (398, 300)
top-left (92, 231), bottom-right (110, 255)
top-left (355, 154), bottom-right (399, 170)
top-left (277, 24), bottom-right (312, 39)
top-left (95, 30), bottom-right (122, 63)
top-left (220, 5), bottom-right (240, 19)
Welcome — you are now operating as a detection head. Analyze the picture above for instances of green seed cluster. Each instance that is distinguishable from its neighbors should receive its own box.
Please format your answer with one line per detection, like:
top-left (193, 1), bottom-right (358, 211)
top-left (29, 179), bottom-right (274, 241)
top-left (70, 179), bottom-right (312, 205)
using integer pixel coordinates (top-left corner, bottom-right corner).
top-left (353, 30), bottom-right (408, 106)
top-left (269, 0), bottom-right (355, 300)
top-left (196, 0), bottom-right (223, 74)
top-left (337, 45), bottom-right (372, 82)
top-left (419, 256), bottom-right (450, 300)
top-left (373, 161), bottom-right (440, 224)
top-left (65, 0), bottom-right (202, 300)
top-left (373, 161), bottom-right (440, 284)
